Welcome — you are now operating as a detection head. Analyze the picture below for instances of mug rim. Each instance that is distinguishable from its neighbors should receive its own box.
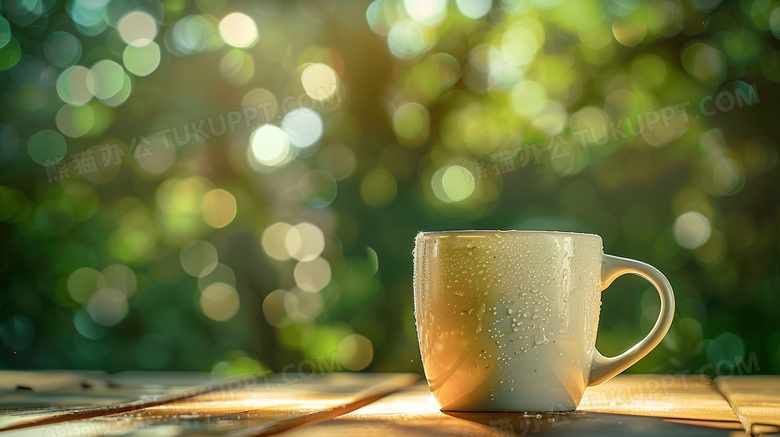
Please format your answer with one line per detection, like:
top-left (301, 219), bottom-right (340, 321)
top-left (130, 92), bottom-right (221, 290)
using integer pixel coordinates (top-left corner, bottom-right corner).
top-left (416, 229), bottom-right (602, 239)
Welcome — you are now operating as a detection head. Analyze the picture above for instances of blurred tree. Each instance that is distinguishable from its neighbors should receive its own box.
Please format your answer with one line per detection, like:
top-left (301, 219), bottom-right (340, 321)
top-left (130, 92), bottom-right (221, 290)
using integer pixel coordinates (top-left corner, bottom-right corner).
top-left (0, 0), bottom-right (778, 377)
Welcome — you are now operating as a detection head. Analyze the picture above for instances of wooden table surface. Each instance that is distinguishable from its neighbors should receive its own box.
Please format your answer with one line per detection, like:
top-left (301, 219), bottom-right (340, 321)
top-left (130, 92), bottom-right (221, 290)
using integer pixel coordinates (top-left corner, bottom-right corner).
top-left (0, 371), bottom-right (777, 436)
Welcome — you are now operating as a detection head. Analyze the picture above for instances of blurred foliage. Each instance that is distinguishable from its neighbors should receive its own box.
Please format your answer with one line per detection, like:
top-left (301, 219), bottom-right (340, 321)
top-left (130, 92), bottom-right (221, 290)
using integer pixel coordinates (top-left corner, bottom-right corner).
top-left (0, 0), bottom-right (779, 378)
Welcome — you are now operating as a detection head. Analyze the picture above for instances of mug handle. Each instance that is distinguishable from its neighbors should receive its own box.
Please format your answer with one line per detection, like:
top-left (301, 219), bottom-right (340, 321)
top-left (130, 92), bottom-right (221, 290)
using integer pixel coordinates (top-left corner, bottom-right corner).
top-left (589, 254), bottom-right (675, 386)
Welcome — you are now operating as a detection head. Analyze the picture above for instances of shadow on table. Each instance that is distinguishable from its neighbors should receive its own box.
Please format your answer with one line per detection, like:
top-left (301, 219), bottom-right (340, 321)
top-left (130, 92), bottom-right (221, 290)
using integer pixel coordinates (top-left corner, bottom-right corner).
top-left (441, 410), bottom-right (744, 436)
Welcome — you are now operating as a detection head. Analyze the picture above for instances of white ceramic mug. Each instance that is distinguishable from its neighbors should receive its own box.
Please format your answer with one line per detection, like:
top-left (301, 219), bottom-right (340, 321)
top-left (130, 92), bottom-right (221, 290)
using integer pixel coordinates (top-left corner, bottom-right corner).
top-left (413, 230), bottom-right (674, 412)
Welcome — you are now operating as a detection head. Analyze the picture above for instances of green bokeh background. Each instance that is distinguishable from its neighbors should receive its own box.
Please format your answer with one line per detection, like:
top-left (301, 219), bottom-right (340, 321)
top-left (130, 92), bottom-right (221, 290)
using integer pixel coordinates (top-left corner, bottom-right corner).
top-left (0, 0), bottom-right (779, 378)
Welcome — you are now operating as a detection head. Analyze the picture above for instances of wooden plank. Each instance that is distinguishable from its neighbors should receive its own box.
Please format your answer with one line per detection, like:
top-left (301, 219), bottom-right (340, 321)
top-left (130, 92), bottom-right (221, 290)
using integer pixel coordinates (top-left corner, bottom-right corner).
top-left (0, 371), bottom-right (109, 392)
top-left (715, 376), bottom-right (780, 436)
top-left (0, 373), bottom-right (418, 437)
top-left (280, 382), bottom-right (741, 436)
top-left (666, 419), bottom-right (779, 436)
top-left (578, 374), bottom-right (739, 422)
top-left (0, 372), bottom-right (221, 431)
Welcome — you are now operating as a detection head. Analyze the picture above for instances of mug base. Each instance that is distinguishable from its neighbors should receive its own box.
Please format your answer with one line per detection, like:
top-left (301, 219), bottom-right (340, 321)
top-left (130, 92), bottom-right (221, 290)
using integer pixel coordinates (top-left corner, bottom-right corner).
top-left (440, 407), bottom-right (577, 413)
top-left (436, 394), bottom-right (580, 413)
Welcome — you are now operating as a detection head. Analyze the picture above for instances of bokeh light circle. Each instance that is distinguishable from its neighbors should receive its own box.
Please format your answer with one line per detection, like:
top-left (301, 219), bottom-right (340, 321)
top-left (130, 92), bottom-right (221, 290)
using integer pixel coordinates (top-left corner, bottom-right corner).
top-left (387, 20), bottom-right (427, 60)
top-left (393, 102), bottom-right (430, 146)
top-left (57, 65), bottom-right (93, 106)
top-left (200, 282), bottom-right (240, 321)
top-left (299, 169), bottom-right (337, 208)
top-left (281, 108), bottom-right (323, 148)
top-left (501, 26), bottom-right (539, 66)
top-left (198, 263), bottom-right (236, 291)
top-left (285, 222), bottom-right (326, 262)
top-left (67, 267), bottom-right (106, 304)
top-left (284, 288), bottom-right (324, 321)
top-left (771, 8), bottom-right (780, 39)
top-left (73, 308), bottom-right (106, 340)
top-left (338, 334), bottom-right (374, 371)
top-left (531, 100), bottom-right (567, 136)
top-left (242, 88), bottom-right (278, 120)
top-left (510, 80), bottom-right (546, 117)
top-left (366, 1), bottom-right (391, 36)
top-left (301, 63), bottom-right (339, 103)
top-left (0, 16), bottom-right (11, 50)
top-left (44, 31), bottom-right (82, 67)
top-left (681, 43), bottom-right (726, 86)
top-left (250, 125), bottom-right (290, 166)
top-left (87, 288), bottom-right (129, 327)
top-left (403, 0), bottom-right (447, 25)
top-left (293, 257), bottom-right (331, 292)
top-left (262, 289), bottom-right (289, 327)
top-left (0, 38), bottom-right (22, 70)
top-left (712, 159), bottom-right (744, 196)
top-left (674, 211), bottom-right (712, 249)
top-left (123, 41), bottom-right (161, 76)
top-left (202, 188), bottom-right (237, 228)
top-left (456, 0), bottom-right (492, 19)
top-left (67, 0), bottom-right (109, 30)
top-left (28, 129), bottom-right (67, 166)
top-left (219, 12), bottom-right (258, 48)
top-left (98, 72), bottom-right (132, 107)
top-left (441, 165), bottom-right (476, 202)
top-left (56, 104), bottom-right (95, 138)
top-left (169, 15), bottom-right (221, 55)
top-left (86, 60), bottom-right (126, 99)
top-left (102, 264), bottom-right (137, 296)
top-left (180, 239), bottom-right (219, 277)
top-left (135, 135), bottom-right (175, 175)
top-left (262, 222), bottom-right (294, 261)
top-left (219, 49), bottom-right (255, 86)
top-left (118, 11), bottom-right (158, 46)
